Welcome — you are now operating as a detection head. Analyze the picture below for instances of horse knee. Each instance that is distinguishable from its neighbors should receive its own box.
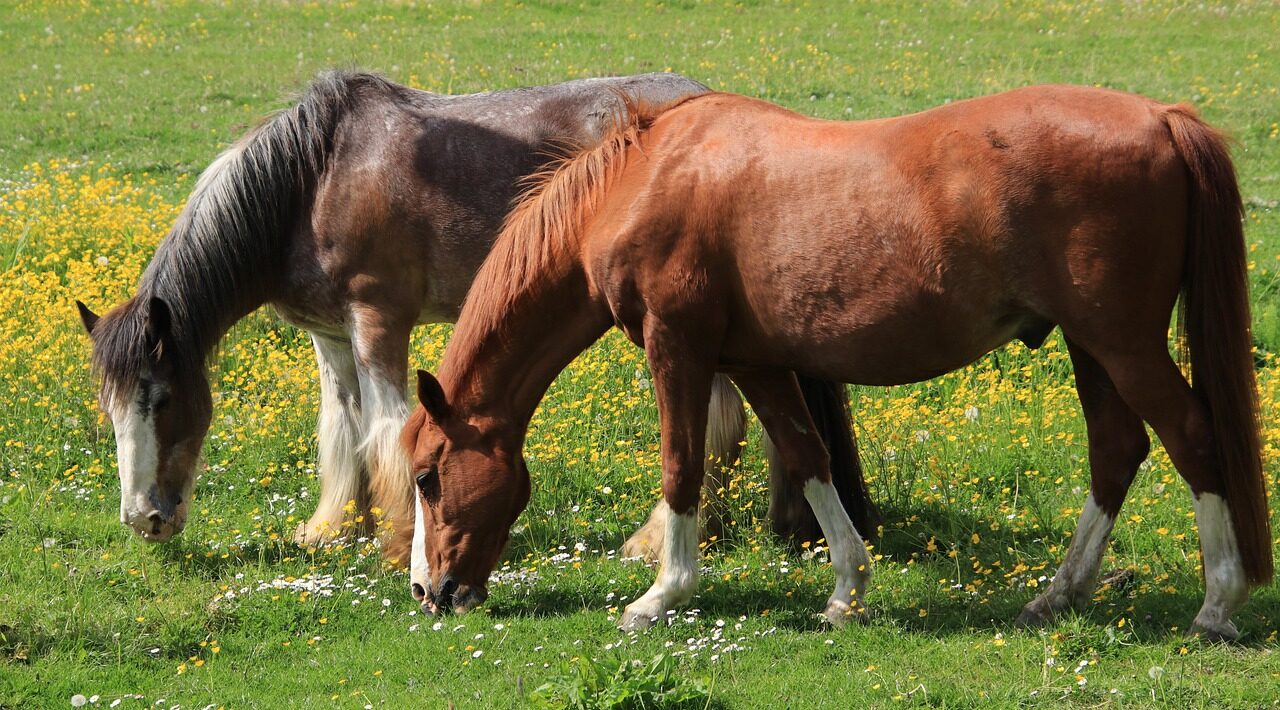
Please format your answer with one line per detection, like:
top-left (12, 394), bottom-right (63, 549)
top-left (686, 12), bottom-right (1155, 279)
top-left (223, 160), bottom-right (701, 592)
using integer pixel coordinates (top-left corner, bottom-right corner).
top-left (662, 465), bottom-right (706, 515)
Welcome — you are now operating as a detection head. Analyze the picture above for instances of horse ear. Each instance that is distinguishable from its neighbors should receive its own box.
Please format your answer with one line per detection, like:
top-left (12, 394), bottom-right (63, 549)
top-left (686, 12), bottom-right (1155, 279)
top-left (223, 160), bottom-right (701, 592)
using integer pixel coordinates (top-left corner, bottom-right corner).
top-left (75, 300), bottom-right (99, 334)
top-left (417, 369), bottom-right (451, 422)
top-left (145, 297), bottom-right (173, 358)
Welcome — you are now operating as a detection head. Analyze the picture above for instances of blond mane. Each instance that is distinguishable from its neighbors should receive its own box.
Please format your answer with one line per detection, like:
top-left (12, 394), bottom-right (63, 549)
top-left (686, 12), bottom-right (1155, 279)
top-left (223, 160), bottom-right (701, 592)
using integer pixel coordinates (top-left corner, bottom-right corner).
top-left (443, 93), bottom-right (700, 380)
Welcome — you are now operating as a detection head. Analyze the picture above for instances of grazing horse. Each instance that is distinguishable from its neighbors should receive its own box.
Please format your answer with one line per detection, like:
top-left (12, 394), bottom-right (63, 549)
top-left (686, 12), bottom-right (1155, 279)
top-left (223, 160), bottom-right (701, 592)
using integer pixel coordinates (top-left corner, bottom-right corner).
top-left (401, 86), bottom-right (1271, 640)
top-left (75, 71), bottom-right (878, 562)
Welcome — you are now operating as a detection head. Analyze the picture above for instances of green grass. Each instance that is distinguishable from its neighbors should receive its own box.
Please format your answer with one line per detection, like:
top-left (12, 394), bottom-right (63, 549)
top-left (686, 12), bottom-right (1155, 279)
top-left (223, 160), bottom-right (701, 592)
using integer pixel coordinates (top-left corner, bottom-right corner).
top-left (2, 1), bottom-right (1280, 708)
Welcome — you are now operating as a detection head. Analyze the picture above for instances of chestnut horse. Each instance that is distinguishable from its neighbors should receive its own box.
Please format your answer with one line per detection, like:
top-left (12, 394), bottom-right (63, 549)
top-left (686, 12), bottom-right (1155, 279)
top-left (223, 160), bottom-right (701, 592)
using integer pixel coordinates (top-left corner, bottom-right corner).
top-left (75, 71), bottom-right (877, 562)
top-left (402, 86), bottom-right (1271, 640)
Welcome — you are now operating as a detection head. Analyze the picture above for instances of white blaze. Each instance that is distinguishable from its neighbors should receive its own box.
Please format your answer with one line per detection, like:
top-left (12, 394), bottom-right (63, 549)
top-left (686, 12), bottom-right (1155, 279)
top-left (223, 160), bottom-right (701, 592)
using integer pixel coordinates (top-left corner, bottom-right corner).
top-left (411, 495), bottom-right (431, 599)
top-left (109, 389), bottom-right (159, 526)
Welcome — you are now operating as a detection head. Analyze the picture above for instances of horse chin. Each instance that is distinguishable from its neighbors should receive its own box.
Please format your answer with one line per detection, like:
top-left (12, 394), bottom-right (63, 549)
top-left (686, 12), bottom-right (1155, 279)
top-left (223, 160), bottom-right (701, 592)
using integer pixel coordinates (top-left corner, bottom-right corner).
top-left (423, 585), bottom-right (488, 616)
top-left (452, 586), bottom-right (489, 614)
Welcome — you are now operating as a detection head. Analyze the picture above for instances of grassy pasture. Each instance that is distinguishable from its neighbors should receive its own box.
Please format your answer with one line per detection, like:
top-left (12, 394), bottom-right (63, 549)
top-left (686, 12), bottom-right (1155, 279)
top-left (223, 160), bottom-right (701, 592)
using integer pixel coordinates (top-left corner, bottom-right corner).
top-left (2, 1), bottom-right (1280, 707)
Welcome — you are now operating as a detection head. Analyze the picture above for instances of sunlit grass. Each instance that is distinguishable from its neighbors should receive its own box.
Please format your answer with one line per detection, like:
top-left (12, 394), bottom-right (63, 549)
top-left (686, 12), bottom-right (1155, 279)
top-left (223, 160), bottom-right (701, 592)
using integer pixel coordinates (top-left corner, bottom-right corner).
top-left (2, 1), bottom-right (1280, 708)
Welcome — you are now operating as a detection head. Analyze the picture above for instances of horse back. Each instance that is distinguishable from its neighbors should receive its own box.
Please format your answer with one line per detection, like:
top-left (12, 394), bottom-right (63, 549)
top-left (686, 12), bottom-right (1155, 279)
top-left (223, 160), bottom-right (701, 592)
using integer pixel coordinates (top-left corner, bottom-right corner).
top-left (277, 73), bottom-right (708, 328)
top-left (592, 87), bottom-right (1190, 384)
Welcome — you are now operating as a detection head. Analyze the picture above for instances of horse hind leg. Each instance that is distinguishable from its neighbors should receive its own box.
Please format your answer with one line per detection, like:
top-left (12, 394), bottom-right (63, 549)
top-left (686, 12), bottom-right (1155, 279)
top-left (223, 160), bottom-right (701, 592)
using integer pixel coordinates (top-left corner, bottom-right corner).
top-left (1087, 345), bottom-right (1250, 640)
top-left (621, 373), bottom-right (745, 561)
top-left (1018, 339), bottom-right (1149, 627)
top-left (295, 334), bottom-right (366, 547)
top-left (732, 369), bottom-right (871, 626)
top-left (769, 375), bottom-right (882, 544)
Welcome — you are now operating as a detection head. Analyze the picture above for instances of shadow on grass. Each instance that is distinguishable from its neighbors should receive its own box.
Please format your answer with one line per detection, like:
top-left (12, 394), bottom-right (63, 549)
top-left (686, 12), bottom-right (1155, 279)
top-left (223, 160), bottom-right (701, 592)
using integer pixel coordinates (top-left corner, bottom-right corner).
top-left (490, 499), bottom-right (1280, 646)
top-left (146, 534), bottom-right (383, 580)
top-left (0, 611), bottom-right (221, 666)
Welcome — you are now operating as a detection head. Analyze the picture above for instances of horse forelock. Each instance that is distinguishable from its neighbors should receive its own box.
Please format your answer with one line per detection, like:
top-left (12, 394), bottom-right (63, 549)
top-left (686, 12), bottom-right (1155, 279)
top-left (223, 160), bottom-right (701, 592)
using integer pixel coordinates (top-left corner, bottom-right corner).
top-left (88, 298), bottom-right (153, 408)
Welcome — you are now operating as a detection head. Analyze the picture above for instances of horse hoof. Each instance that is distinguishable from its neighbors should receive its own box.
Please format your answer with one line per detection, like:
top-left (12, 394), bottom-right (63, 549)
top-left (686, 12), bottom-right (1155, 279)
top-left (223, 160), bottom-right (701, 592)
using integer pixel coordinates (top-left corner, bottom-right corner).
top-left (821, 600), bottom-right (865, 628)
top-left (620, 528), bottom-right (663, 563)
top-left (1015, 594), bottom-right (1063, 629)
top-left (292, 521), bottom-right (340, 548)
top-left (1189, 620), bottom-right (1239, 643)
top-left (618, 608), bottom-right (659, 632)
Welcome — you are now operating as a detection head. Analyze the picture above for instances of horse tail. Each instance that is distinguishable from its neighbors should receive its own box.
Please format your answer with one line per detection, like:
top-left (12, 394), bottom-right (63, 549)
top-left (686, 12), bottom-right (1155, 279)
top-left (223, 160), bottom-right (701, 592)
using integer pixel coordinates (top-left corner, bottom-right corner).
top-left (1166, 105), bottom-right (1273, 585)
top-left (768, 376), bottom-right (882, 543)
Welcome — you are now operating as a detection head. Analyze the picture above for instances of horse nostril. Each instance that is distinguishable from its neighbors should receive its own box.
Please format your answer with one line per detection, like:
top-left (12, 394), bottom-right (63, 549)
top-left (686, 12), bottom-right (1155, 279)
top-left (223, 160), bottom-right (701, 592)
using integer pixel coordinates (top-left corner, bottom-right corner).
top-left (411, 583), bottom-right (426, 602)
top-left (439, 576), bottom-right (458, 600)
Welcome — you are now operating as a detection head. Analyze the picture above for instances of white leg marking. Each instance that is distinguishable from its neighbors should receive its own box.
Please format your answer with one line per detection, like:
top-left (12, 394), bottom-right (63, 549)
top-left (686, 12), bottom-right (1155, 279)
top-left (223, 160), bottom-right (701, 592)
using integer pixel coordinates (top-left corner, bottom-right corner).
top-left (356, 370), bottom-right (412, 525)
top-left (621, 500), bottom-right (670, 561)
top-left (1036, 495), bottom-right (1117, 615)
top-left (410, 494), bottom-right (431, 601)
top-left (349, 317), bottom-right (413, 532)
top-left (297, 336), bottom-right (364, 545)
top-left (1018, 495), bottom-right (1116, 626)
top-left (803, 479), bottom-right (871, 625)
top-left (620, 511), bottom-right (699, 630)
top-left (1191, 493), bottom-right (1248, 640)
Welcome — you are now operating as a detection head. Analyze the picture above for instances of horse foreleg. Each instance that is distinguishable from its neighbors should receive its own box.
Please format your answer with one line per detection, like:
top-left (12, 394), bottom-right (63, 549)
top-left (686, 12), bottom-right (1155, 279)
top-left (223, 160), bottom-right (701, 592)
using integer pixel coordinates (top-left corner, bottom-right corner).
top-left (350, 307), bottom-right (414, 561)
top-left (1018, 339), bottom-right (1148, 627)
top-left (733, 369), bottom-right (871, 627)
top-left (619, 325), bottom-right (715, 631)
top-left (622, 373), bottom-right (744, 561)
top-left (295, 334), bottom-right (365, 547)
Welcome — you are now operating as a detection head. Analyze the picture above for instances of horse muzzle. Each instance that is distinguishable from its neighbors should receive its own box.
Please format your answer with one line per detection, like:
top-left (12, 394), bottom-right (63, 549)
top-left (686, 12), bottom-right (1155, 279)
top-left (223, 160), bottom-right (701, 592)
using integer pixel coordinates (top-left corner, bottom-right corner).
top-left (124, 510), bottom-right (184, 541)
top-left (122, 490), bottom-right (187, 542)
top-left (414, 574), bottom-right (488, 616)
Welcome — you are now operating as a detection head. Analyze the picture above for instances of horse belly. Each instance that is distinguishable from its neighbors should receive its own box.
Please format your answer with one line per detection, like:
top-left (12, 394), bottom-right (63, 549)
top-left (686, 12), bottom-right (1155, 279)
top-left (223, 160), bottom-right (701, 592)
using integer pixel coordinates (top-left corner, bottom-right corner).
top-left (725, 277), bottom-right (1023, 387)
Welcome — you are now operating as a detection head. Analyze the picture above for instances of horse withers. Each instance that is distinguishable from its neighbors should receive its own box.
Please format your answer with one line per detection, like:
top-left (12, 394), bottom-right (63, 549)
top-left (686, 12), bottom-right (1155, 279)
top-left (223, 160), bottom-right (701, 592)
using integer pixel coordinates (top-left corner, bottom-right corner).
top-left (76, 71), bottom-right (878, 558)
top-left (402, 86), bottom-right (1270, 641)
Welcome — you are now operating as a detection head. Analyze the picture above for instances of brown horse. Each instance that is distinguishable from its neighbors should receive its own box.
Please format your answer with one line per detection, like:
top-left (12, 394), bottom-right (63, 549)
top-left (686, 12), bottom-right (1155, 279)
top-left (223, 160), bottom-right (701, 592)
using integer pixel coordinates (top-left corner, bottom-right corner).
top-left (75, 71), bottom-right (877, 563)
top-left (402, 86), bottom-right (1271, 640)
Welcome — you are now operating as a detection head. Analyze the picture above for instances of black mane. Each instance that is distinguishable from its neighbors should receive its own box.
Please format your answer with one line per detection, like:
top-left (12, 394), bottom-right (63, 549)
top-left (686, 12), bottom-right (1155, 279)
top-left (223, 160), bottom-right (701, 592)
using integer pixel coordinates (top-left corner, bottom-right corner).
top-left (90, 71), bottom-right (395, 399)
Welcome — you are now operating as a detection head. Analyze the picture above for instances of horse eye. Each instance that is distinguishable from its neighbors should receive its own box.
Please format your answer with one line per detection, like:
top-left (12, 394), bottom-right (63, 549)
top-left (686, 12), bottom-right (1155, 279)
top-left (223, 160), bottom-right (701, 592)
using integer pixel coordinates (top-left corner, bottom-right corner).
top-left (415, 467), bottom-right (438, 496)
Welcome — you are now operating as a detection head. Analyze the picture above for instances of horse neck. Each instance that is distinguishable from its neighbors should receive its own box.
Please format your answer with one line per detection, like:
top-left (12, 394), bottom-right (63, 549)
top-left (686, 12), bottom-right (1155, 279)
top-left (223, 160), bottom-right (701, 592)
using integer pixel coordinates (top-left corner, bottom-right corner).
top-left (137, 217), bottom-right (284, 365)
top-left (440, 265), bottom-right (611, 439)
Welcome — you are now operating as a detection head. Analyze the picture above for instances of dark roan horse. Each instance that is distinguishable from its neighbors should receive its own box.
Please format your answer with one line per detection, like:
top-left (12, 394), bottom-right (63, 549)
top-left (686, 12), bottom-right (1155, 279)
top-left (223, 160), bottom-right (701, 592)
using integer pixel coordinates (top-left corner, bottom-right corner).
top-left (75, 71), bottom-right (879, 564)
top-left (402, 86), bottom-right (1271, 641)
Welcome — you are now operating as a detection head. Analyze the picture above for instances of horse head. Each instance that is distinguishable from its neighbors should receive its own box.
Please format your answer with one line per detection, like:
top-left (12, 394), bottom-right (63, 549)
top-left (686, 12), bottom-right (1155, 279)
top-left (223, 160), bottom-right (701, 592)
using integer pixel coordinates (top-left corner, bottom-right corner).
top-left (401, 369), bottom-right (530, 615)
top-left (78, 296), bottom-right (212, 542)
